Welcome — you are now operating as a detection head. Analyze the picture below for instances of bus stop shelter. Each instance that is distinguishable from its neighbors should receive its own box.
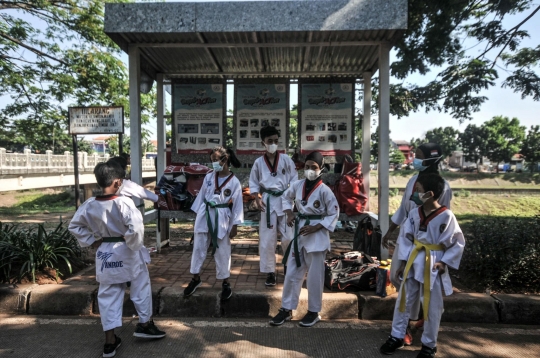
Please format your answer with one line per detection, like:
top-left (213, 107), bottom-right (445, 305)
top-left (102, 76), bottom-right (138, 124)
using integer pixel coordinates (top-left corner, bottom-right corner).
top-left (104, 0), bottom-right (408, 259)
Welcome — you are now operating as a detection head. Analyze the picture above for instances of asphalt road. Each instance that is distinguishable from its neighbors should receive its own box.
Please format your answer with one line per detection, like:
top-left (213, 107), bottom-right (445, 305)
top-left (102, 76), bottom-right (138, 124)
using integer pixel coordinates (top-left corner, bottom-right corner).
top-left (1, 315), bottom-right (539, 358)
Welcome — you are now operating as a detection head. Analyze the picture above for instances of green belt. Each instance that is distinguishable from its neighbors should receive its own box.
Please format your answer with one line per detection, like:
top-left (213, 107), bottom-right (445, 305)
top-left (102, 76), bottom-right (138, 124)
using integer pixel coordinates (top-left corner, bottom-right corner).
top-left (102, 237), bottom-right (125, 243)
top-left (204, 199), bottom-right (231, 255)
top-left (260, 188), bottom-right (285, 229)
top-left (282, 214), bottom-right (323, 268)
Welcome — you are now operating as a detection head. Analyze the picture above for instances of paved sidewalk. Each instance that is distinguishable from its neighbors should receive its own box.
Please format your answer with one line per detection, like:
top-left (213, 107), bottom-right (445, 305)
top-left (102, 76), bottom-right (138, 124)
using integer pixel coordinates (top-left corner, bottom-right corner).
top-left (65, 222), bottom-right (360, 292)
top-left (2, 315), bottom-right (539, 358)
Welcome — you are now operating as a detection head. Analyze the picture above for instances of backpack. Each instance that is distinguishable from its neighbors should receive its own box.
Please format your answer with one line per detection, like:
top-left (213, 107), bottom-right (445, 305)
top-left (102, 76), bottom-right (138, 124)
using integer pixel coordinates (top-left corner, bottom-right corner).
top-left (333, 162), bottom-right (368, 216)
top-left (353, 216), bottom-right (382, 259)
top-left (155, 164), bottom-right (212, 211)
top-left (324, 251), bottom-right (378, 291)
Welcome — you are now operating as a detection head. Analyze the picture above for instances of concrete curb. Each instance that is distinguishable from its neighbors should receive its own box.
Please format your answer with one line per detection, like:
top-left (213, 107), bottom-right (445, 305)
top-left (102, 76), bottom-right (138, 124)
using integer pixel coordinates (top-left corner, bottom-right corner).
top-left (1, 283), bottom-right (538, 325)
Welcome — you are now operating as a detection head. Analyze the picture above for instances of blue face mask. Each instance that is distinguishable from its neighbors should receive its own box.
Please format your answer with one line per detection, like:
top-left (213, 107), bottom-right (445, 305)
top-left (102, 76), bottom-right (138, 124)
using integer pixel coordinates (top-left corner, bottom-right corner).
top-left (212, 161), bottom-right (223, 172)
top-left (413, 158), bottom-right (428, 171)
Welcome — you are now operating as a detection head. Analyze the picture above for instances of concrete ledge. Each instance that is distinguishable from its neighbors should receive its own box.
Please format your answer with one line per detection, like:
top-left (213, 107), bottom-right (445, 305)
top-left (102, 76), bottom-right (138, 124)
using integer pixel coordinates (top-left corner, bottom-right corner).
top-left (0, 284), bottom-right (37, 313)
top-left (442, 293), bottom-right (499, 324)
top-left (93, 287), bottom-right (161, 317)
top-left (159, 287), bottom-right (220, 317)
top-left (359, 292), bottom-right (397, 320)
top-left (28, 285), bottom-right (95, 315)
top-left (493, 294), bottom-right (540, 325)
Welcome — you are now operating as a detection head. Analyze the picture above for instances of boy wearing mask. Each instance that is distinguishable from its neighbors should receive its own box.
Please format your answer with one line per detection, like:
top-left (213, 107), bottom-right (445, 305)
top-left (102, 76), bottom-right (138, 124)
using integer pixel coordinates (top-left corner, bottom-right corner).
top-left (249, 126), bottom-right (298, 286)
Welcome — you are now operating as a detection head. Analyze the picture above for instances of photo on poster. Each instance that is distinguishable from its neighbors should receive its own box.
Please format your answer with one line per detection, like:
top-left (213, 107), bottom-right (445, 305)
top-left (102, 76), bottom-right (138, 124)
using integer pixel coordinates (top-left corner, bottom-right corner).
top-left (340, 134), bottom-right (348, 142)
top-left (178, 124), bottom-right (199, 134)
top-left (251, 130), bottom-right (259, 139)
top-left (338, 122), bottom-right (347, 131)
top-left (306, 135), bottom-right (315, 141)
top-left (327, 123), bottom-right (336, 131)
top-left (201, 123), bottom-right (219, 134)
top-left (328, 135), bottom-right (337, 143)
top-left (250, 119), bottom-right (259, 127)
top-left (240, 119), bottom-right (249, 127)
top-left (209, 138), bottom-right (220, 144)
top-left (318, 136), bottom-right (326, 142)
top-left (306, 123), bottom-right (315, 131)
top-left (240, 130), bottom-right (248, 138)
top-left (271, 118), bottom-right (280, 127)
top-left (261, 119), bottom-right (270, 127)
top-left (317, 123), bottom-right (326, 131)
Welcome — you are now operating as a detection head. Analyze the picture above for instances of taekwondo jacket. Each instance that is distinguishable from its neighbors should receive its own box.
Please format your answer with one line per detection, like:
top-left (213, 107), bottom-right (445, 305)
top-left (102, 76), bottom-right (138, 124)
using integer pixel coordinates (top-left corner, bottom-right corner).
top-left (397, 206), bottom-right (465, 296)
top-left (249, 153), bottom-right (298, 215)
top-left (191, 172), bottom-right (244, 239)
top-left (69, 195), bottom-right (146, 285)
top-left (282, 178), bottom-right (339, 253)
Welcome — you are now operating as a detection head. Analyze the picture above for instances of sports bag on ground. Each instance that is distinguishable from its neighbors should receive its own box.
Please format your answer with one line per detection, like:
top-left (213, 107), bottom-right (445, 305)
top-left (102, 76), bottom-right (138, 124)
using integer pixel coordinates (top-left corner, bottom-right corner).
top-left (353, 216), bottom-right (382, 259)
top-left (324, 251), bottom-right (378, 291)
top-left (333, 162), bottom-right (368, 216)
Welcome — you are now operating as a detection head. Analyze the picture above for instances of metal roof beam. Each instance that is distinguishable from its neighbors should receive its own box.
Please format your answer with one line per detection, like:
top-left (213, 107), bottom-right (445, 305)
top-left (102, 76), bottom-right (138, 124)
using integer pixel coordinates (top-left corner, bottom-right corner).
top-left (252, 32), bottom-right (266, 73)
top-left (164, 71), bottom-right (363, 77)
top-left (196, 32), bottom-right (223, 74)
top-left (134, 41), bottom-right (386, 48)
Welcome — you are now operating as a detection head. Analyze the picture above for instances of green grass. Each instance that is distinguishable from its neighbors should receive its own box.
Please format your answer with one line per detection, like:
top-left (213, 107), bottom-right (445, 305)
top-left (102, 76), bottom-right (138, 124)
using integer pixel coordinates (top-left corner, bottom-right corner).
top-left (0, 191), bottom-right (74, 215)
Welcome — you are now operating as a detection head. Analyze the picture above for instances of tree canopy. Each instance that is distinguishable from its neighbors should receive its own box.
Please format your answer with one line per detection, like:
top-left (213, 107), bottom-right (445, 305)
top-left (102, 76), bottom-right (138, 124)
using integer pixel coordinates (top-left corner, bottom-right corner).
top-left (520, 125), bottom-right (540, 172)
top-left (382, 0), bottom-right (540, 121)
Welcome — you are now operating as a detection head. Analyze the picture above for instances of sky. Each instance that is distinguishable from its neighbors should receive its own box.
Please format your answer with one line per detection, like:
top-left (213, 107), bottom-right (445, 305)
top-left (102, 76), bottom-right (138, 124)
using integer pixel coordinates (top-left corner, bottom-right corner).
top-left (2, 0), bottom-right (539, 143)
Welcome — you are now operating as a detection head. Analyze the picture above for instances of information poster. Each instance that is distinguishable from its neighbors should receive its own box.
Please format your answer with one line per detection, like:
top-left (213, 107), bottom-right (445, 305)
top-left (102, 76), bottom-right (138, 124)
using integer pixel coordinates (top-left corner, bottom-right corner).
top-left (300, 83), bottom-right (353, 155)
top-left (174, 83), bottom-right (223, 154)
top-left (68, 106), bottom-right (123, 134)
top-left (236, 83), bottom-right (287, 155)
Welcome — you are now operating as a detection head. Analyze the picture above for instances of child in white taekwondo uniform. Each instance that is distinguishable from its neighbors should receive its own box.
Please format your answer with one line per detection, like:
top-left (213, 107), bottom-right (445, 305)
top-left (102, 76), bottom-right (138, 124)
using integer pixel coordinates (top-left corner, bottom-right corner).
top-left (380, 173), bottom-right (465, 358)
top-left (69, 161), bottom-right (165, 358)
top-left (269, 151), bottom-right (339, 327)
top-left (381, 143), bottom-right (452, 345)
top-left (183, 147), bottom-right (244, 301)
top-left (108, 156), bottom-right (158, 203)
top-left (249, 126), bottom-right (298, 286)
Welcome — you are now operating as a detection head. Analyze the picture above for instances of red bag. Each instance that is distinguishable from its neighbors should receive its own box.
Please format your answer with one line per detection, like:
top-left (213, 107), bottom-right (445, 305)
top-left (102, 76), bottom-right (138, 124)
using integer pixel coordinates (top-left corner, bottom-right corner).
top-left (334, 163), bottom-right (368, 216)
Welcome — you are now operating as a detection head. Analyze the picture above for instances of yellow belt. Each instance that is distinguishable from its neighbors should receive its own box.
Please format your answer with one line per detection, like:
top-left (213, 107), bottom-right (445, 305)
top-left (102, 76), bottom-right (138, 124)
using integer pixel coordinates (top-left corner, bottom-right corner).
top-left (399, 239), bottom-right (444, 321)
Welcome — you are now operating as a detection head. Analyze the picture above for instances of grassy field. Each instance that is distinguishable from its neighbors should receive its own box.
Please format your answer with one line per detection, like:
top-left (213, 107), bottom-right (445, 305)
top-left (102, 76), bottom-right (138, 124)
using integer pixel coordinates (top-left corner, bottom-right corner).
top-left (0, 189), bottom-right (75, 215)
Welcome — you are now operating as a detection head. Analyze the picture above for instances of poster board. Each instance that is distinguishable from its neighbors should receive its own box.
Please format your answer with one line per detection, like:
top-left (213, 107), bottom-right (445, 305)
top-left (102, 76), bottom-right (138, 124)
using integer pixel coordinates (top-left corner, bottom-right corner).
top-left (68, 106), bottom-right (124, 135)
top-left (173, 82), bottom-right (225, 155)
top-left (235, 83), bottom-right (288, 155)
top-left (299, 81), bottom-right (354, 157)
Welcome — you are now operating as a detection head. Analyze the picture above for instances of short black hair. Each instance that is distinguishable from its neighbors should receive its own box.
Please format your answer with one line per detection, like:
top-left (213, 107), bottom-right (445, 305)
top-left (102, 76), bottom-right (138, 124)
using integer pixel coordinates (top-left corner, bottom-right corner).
top-left (94, 161), bottom-right (124, 189)
top-left (416, 173), bottom-right (445, 201)
top-left (260, 126), bottom-right (279, 140)
top-left (120, 152), bottom-right (130, 161)
top-left (108, 156), bottom-right (128, 171)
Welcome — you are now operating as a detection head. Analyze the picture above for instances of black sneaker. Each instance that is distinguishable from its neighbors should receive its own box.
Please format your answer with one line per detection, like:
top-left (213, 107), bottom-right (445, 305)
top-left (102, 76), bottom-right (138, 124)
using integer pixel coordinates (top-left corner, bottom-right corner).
top-left (133, 320), bottom-right (166, 339)
top-left (380, 336), bottom-right (404, 355)
top-left (184, 278), bottom-right (202, 297)
top-left (103, 335), bottom-right (121, 358)
top-left (269, 308), bottom-right (292, 326)
top-left (221, 281), bottom-right (232, 301)
top-left (265, 272), bottom-right (276, 286)
top-left (417, 345), bottom-right (437, 358)
top-left (298, 311), bottom-right (321, 327)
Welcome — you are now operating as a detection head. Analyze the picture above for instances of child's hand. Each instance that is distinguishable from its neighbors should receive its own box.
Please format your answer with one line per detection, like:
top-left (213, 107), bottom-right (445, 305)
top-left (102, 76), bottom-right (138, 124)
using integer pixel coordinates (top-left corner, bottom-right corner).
top-left (432, 261), bottom-right (446, 274)
top-left (229, 225), bottom-right (238, 239)
top-left (286, 212), bottom-right (296, 227)
top-left (395, 263), bottom-right (405, 282)
top-left (299, 224), bottom-right (322, 236)
top-left (91, 239), bottom-right (103, 249)
top-left (255, 197), bottom-right (266, 212)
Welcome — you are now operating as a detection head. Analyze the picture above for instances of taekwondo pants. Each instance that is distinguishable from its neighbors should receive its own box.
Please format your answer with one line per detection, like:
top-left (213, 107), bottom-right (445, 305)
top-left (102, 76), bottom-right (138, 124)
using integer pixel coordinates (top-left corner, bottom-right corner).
top-left (98, 263), bottom-right (152, 331)
top-left (190, 233), bottom-right (231, 280)
top-left (259, 211), bottom-right (293, 273)
top-left (390, 275), bottom-right (445, 349)
top-left (390, 240), bottom-right (421, 320)
top-left (282, 248), bottom-right (326, 313)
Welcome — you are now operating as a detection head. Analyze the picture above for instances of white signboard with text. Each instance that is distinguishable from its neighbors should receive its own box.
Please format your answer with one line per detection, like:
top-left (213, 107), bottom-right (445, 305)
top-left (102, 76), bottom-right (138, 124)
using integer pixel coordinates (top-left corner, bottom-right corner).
top-left (69, 106), bottom-right (124, 135)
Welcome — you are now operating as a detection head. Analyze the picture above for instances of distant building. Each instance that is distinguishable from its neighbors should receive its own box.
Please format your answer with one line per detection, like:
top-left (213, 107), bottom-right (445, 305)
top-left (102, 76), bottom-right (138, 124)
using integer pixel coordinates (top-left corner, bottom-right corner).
top-left (391, 140), bottom-right (413, 164)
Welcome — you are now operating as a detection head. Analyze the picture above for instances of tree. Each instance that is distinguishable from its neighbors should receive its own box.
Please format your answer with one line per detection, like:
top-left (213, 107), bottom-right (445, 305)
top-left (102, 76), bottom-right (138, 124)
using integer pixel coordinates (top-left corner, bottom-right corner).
top-left (482, 116), bottom-right (526, 171)
top-left (424, 127), bottom-right (461, 158)
top-left (371, 1), bottom-right (540, 121)
top-left (77, 137), bottom-right (94, 155)
top-left (390, 147), bottom-right (406, 165)
top-left (460, 124), bottom-right (487, 165)
top-left (289, 104), bottom-right (298, 150)
top-left (520, 125), bottom-right (540, 172)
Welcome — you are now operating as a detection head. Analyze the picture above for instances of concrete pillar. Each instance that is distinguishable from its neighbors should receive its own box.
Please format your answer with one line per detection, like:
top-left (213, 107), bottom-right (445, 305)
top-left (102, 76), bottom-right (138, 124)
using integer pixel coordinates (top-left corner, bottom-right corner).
top-left (24, 149), bottom-right (31, 169)
top-left (128, 45), bottom-right (143, 212)
top-left (46, 150), bottom-right (52, 172)
top-left (64, 151), bottom-right (71, 170)
top-left (81, 152), bottom-right (88, 170)
top-left (156, 73), bottom-right (167, 252)
top-left (0, 148), bottom-right (5, 169)
top-left (378, 43), bottom-right (391, 260)
top-left (362, 72), bottom-right (372, 211)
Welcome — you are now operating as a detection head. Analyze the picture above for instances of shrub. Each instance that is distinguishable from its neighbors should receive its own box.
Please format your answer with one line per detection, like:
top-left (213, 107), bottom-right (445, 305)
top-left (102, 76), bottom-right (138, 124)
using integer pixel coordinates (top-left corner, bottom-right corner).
top-left (389, 188), bottom-right (399, 197)
top-left (454, 189), bottom-right (471, 197)
top-left (0, 222), bottom-right (85, 283)
top-left (460, 216), bottom-right (540, 293)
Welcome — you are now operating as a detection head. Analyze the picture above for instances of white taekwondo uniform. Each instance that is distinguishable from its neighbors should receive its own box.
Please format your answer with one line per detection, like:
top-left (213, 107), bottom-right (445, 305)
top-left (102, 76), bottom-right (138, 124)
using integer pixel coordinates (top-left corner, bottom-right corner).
top-left (120, 179), bottom-right (159, 203)
top-left (391, 206), bottom-right (465, 348)
top-left (280, 178), bottom-right (339, 313)
top-left (389, 174), bottom-right (452, 319)
top-left (249, 152), bottom-right (298, 273)
top-left (190, 172), bottom-right (243, 279)
top-left (68, 194), bottom-right (152, 331)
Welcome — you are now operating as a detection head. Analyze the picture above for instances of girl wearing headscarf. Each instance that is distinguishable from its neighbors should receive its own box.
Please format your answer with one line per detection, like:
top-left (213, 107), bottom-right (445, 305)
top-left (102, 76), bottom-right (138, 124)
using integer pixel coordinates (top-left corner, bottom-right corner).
top-left (382, 143), bottom-right (453, 345)
top-left (269, 151), bottom-right (339, 328)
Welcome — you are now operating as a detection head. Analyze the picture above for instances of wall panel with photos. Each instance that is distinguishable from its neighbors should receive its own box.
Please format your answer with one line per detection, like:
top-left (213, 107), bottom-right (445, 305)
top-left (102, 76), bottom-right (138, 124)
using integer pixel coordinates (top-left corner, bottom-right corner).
top-left (171, 79), bottom-right (227, 164)
top-left (233, 80), bottom-right (289, 161)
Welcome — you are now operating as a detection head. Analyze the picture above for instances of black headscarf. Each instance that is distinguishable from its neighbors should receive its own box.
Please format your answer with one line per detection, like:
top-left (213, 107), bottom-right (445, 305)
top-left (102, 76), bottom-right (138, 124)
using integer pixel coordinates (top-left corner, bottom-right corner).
top-left (418, 143), bottom-right (443, 175)
top-left (305, 151), bottom-right (324, 191)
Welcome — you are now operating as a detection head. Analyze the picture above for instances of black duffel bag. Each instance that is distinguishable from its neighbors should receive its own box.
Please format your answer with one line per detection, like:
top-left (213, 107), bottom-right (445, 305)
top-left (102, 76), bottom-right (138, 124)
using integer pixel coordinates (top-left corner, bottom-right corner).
top-left (324, 251), bottom-right (378, 291)
top-left (353, 216), bottom-right (382, 259)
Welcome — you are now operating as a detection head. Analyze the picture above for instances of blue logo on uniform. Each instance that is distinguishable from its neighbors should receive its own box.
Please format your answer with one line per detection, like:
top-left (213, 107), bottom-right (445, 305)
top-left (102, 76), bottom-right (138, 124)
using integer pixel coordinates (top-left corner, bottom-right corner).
top-left (97, 251), bottom-right (123, 272)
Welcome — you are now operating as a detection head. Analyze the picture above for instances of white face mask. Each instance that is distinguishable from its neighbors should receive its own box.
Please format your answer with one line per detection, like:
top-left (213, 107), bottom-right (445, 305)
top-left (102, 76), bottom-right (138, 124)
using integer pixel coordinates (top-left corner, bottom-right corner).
top-left (265, 143), bottom-right (278, 154)
top-left (212, 161), bottom-right (223, 172)
top-left (417, 192), bottom-right (431, 203)
top-left (305, 169), bottom-right (321, 181)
